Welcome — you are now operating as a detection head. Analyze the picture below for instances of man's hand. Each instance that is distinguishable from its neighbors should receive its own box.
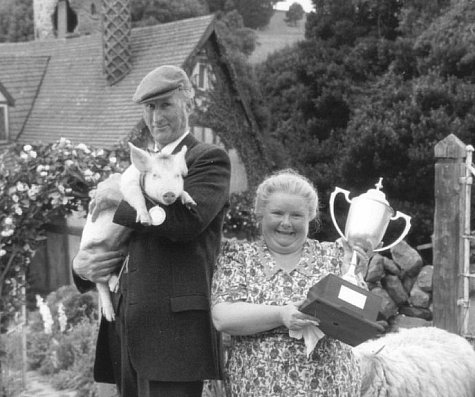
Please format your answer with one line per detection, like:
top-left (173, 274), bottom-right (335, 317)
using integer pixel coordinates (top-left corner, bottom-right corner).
top-left (89, 173), bottom-right (123, 222)
top-left (73, 246), bottom-right (125, 283)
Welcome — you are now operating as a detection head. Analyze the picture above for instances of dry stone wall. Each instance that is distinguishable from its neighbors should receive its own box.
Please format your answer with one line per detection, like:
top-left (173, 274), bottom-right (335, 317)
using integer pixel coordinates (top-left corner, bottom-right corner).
top-left (365, 240), bottom-right (434, 331)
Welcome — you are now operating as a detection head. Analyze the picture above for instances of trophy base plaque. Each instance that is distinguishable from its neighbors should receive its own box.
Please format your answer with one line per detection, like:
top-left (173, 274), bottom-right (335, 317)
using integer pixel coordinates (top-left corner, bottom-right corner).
top-left (299, 274), bottom-right (384, 347)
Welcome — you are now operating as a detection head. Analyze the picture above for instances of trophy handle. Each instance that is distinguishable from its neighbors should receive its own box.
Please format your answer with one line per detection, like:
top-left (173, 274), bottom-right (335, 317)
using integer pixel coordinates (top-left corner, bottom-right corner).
top-left (374, 211), bottom-right (412, 251)
top-left (329, 187), bottom-right (351, 241)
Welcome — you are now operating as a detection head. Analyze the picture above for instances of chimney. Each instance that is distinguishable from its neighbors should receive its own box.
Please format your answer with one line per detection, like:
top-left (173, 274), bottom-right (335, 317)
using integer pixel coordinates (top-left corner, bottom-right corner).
top-left (101, 0), bottom-right (132, 85)
top-left (57, 0), bottom-right (68, 38)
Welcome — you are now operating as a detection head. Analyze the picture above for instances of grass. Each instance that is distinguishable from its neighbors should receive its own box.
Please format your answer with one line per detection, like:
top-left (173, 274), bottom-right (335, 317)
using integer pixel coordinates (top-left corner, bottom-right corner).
top-left (250, 10), bottom-right (307, 64)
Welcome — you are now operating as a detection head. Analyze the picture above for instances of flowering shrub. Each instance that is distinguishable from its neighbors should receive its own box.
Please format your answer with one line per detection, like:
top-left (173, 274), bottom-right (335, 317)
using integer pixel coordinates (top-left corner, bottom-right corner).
top-left (28, 285), bottom-right (101, 397)
top-left (0, 139), bottom-right (130, 324)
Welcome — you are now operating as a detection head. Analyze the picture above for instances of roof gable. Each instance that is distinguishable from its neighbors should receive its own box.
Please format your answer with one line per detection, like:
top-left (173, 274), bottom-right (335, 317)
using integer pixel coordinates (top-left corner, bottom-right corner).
top-left (0, 56), bottom-right (49, 140)
top-left (0, 82), bottom-right (15, 106)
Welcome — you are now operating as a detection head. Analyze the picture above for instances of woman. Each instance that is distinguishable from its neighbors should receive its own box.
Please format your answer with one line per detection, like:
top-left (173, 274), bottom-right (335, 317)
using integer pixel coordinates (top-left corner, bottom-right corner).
top-left (211, 169), bottom-right (368, 396)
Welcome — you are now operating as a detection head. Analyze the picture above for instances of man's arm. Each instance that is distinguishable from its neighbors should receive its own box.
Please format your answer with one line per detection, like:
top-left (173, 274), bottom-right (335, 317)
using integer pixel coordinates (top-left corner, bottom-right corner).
top-left (72, 247), bottom-right (125, 292)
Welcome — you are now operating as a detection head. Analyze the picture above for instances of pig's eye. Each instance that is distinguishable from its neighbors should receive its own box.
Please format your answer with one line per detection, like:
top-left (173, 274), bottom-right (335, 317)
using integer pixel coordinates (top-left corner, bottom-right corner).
top-left (152, 173), bottom-right (161, 179)
top-left (175, 174), bottom-right (180, 179)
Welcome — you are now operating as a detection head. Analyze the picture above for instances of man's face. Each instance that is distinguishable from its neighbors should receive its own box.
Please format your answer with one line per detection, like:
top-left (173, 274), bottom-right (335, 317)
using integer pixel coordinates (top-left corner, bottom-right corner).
top-left (142, 91), bottom-right (190, 148)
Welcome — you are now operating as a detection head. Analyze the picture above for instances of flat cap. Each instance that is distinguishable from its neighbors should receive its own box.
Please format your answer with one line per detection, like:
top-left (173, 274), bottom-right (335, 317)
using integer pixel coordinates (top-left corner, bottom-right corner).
top-left (132, 65), bottom-right (192, 104)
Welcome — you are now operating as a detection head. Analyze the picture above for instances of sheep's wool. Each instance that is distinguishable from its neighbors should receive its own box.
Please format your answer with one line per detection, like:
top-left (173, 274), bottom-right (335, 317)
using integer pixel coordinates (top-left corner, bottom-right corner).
top-left (353, 327), bottom-right (475, 397)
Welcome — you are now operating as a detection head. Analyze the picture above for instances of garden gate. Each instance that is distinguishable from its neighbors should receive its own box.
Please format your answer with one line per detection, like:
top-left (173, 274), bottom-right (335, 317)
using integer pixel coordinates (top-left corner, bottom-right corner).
top-left (433, 134), bottom-right (475, 344)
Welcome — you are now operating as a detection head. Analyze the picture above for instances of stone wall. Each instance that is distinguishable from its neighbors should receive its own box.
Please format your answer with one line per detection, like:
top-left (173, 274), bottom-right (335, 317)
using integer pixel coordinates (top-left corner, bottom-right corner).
top-left (366, 240), bottom-right (434, 331)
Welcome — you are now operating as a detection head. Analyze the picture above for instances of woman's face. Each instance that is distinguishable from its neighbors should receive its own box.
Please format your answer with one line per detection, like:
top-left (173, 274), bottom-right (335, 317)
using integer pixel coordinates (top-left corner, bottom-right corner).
top-left (261, 192), bottom-right (310, 254)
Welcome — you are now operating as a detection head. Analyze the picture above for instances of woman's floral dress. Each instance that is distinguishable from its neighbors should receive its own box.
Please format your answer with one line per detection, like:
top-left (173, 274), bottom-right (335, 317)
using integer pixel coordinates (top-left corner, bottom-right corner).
top-left (211, 238), bottom-right (361, 397)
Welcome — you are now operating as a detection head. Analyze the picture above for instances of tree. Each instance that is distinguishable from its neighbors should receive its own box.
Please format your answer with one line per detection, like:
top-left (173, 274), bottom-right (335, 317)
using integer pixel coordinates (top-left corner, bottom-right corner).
top-left (285, 3), bottom-right (305, 27)
top-left (131, 0), bottom-right (209, 27)
top-left (230, 0), bottom-right (278, 29)
top-left (257, 0), bottom-right (475, 246)
top-left (0, 0), bottom-right (33, 43)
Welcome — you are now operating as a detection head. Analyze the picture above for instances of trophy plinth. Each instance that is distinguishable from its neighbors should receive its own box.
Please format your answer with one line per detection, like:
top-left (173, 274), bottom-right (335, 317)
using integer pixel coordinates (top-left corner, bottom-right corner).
top-left (300, 274), bottom-right (383, 346)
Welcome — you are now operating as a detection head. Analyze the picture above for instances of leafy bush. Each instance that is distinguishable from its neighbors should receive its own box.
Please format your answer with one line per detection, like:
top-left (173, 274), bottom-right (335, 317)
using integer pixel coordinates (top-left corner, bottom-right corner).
top-left (223, 191), bottom-right (258, 241)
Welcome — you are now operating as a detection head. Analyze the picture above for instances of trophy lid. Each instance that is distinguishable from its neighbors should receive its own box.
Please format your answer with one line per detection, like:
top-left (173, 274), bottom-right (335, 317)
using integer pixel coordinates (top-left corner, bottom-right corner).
top-left (360, 178), bottom-right (389, 205)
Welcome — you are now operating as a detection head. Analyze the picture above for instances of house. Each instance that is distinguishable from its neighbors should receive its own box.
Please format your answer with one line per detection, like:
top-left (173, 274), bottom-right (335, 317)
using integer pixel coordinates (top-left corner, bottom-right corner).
top-left (0, 0), bottom-right (268, 294)
top-left (0, 0), bottom-right (269, 192)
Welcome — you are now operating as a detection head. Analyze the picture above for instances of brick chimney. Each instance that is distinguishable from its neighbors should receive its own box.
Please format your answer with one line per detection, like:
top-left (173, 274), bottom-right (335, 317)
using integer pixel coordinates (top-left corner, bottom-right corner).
top-left (101, 0), bottom-right (132, 85)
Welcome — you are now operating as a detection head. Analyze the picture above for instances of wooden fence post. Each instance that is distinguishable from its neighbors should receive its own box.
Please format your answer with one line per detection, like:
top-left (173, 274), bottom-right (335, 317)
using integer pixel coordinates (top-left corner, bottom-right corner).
top-left (433, 134), bottom-right (467, 333)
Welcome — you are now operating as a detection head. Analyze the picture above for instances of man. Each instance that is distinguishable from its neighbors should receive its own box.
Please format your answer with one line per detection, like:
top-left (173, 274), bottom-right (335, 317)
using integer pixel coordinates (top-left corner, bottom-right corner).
top-left (73, 65), bottom-right (231, 396)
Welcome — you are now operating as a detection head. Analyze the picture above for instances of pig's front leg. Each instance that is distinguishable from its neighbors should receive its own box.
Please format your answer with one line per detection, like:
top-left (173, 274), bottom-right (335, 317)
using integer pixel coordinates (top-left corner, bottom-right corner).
top-left (120, 165), bottom-right (152, 225)
top-left (180, 191), bottom-right (197, 209)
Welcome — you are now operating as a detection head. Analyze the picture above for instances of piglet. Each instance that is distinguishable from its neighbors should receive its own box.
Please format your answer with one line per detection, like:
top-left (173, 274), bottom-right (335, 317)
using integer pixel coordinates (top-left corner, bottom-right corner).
top-left (121, 142), bottom-right (196, 225)
top-left (79, 142), bottom-right (195, 321)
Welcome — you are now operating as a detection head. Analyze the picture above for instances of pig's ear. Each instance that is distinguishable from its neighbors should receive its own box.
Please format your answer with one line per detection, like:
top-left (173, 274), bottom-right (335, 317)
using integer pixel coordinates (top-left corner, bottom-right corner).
top-left (128, 142), bottom-right (151, 172)
top-left (178, 145), bottom-right (188, 176)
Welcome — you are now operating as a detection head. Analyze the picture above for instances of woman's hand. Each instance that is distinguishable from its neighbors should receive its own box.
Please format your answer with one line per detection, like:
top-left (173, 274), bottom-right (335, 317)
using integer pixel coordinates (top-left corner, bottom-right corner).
top-left (280, 300), bottom-right (320, 331)
top-left (339, 238), bottom-right (373, 276)
top-left (73, 246), bottom-right (124, 283)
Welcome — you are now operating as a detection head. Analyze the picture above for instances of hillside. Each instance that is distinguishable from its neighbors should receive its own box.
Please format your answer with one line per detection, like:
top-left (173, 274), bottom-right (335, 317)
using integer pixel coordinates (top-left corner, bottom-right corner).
top-left (249, 9), bottom-right (306, 64)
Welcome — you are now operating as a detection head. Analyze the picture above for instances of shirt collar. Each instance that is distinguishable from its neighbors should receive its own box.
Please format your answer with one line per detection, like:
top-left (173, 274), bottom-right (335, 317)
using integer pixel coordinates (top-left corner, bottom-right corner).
top-left (153, 130), bottom-right (190, 155)
top-left (259, 239), bottom-right (314, 279)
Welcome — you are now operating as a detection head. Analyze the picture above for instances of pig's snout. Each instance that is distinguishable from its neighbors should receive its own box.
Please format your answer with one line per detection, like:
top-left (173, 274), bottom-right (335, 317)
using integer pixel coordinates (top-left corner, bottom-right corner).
top-left (162, 191), bottom-right (177, 205)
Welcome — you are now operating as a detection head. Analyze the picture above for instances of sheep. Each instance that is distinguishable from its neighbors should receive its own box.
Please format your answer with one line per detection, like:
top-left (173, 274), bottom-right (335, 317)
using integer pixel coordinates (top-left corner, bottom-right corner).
top-left (353, 326), bottom-right (475, 397)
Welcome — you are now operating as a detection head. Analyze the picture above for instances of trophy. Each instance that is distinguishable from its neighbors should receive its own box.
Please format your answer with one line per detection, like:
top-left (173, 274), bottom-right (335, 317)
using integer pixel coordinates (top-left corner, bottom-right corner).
top-left (299, 178), bottom-right (411, 346)
top-left (329, 177), bottom-right (412, 282)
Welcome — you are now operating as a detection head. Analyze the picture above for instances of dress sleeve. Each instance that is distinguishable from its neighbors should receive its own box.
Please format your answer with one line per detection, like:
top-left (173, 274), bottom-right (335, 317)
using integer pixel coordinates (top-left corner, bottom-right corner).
top-left (211, 239), bottom-right (248, 306)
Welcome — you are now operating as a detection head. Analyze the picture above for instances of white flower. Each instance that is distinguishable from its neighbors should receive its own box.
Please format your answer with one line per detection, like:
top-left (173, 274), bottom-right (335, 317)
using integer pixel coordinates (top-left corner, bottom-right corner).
top-left (23, 144), bottom-right (32, 152)
top-left (30, 151), bottom-right (37, 158)
top-left (1, 229), bottom-right (14, 237)
top-left (14, 206), bottom-right (22, 215)
top-left (36, 165), bottom-right (44, 172)
top-left (97, 149), bottom-right (104, 156)
top-left (36, 295), bottom-right (54, 334)
top-left (109, 156), bottom-right (117, 164)
top-left (20, 152), bottom-right (28, 160)
top-left (4, 217), bottom-right (13, 225)
top-left (16, 182), bottom-right (27, 192)
top-left (0, 249), bottom-right (6, 257)
top-left (28, 185), bottom-right (41, 199)
top-left (12, 194), bottom-right (19, 203)
top-left (58, 303), bottom-right (68, 332)
top-left (65, 160), bottom-right (74, 167)
top-left (40, 171), bottom-right (48, 177)
top-left (76, 143), bottom-right (91, 154)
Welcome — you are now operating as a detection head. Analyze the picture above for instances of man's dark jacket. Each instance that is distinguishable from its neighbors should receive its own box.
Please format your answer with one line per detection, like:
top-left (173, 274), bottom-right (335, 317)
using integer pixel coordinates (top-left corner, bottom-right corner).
top-left (74, 133), bottom-right (230, 383)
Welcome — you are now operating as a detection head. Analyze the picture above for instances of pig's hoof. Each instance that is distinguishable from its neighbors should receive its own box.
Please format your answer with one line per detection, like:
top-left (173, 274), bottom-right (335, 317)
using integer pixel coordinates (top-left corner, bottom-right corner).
top-left (185, 201), bottom-right (197, 209)
top-left (137, 212), bottom-right (152, 225)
